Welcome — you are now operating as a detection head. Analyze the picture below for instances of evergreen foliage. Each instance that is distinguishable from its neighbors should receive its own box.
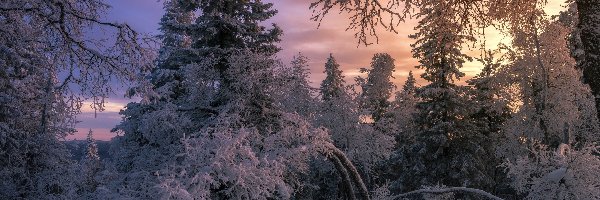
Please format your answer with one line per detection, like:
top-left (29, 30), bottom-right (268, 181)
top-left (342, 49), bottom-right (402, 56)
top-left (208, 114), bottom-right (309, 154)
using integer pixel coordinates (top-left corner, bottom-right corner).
top-left (320, 54), bottom-right (346, 102)
top-left (360, 53), bottom-right (396, 122)
top-left (2, 0), bottom-right (600, 199)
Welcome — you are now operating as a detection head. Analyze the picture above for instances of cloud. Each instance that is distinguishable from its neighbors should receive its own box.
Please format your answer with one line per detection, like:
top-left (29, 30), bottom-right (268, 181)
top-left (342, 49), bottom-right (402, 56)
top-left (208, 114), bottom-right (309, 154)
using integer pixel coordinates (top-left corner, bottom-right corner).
top-left (80, 101), bottom-right (127, 113)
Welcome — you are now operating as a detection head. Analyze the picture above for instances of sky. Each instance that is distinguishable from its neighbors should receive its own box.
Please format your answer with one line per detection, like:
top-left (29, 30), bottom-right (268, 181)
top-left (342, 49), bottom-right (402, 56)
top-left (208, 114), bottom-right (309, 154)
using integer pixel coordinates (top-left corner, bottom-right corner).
top-left (66, 0), bottom-right (567, 141)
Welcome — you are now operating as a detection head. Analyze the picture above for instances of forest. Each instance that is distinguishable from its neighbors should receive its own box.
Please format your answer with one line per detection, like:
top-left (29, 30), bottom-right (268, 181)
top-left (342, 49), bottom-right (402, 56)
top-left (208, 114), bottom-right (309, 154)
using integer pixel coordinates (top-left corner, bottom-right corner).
top-left (1, 0), bottom-right (600, 199)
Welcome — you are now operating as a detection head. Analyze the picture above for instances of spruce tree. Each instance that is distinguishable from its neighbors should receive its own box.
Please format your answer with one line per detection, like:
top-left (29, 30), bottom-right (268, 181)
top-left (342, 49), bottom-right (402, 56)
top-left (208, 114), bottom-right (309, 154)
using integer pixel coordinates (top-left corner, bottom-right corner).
top-left (275, 53), bottom-right (318, 119)
top-left (114, 1), bottom-right (340, 198)
top-left (189, 0), bottom-right (282, 95)
top-left (361, 53), bottom-right (396, 122)
top-left (82, 129), bottom-right (101, 192)
top-left (387, 71), bottom-right (419, 146)
top-left (112, 2), bottom-right (195, 194)
top-left (320, 54), bottom-right (346, 102)
top-left (387, 2), bottom-right (496, 193)
top-left (401, 71), bottom-right (417, 96)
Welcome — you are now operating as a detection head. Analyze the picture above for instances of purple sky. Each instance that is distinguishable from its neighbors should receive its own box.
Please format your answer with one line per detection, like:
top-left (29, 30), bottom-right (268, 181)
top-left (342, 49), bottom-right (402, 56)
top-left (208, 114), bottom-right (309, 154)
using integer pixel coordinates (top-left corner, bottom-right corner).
top-left (67, 0), bottom-right (566, 141)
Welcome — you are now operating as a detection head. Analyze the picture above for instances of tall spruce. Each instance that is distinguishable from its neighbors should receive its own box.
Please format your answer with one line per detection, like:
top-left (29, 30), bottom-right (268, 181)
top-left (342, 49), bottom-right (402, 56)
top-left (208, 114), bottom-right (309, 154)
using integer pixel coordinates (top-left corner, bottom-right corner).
top-left (112, 1), bottom-right (343, 199)
top-left (387, 2), bottom-right (496, 193)
top-left (361, 53), bottom-right (396, 122)
top-left (190, 0), bottom-right (282, 95)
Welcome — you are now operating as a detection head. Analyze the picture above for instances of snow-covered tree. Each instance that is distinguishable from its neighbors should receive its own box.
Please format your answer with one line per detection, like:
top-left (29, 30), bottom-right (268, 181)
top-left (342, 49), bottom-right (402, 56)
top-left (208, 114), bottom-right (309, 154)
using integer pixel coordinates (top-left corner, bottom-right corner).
top-left (159, 50), bottom-right (330, 199)
top-left (386, 71), bottom-right (419, 145)
top-left (274, 53), bottom-right (318, 120)
top-left (467, 50), bottom-right (511, 138)
top-left (573, 0), bottom-right (600, 121)
top-left (360, 53), bottom-right (396, 122)
top-left (385, 1), bottom-right (499, 194)
top-left (314, 54), bottom-right (394, 198)
top-left (189, 0), bottom-right (282, 99)
top-left (112, 1), bottom-right (369, 199)
top-left (109, 1), bottom-right (196, 197)
top-left (320, 54), bottom-right (346, 102)
top-left (401, 71), bottom-right (417, 96)
top-left (497, 17), bottom-right (599, 157)
top-left (490, 13), bottom-right (600, 198)
top-left (0, 0), bottom-right (151, 198)
top-left (504, 143), bottom-right (600, 199)
top-left (82, 129), bottom-right (101, 193)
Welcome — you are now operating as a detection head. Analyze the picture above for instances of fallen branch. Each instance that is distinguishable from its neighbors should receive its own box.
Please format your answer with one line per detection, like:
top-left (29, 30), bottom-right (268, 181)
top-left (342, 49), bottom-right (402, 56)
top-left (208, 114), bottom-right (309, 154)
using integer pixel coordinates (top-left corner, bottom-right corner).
top-left (391, 187), bottom-right (503, 200)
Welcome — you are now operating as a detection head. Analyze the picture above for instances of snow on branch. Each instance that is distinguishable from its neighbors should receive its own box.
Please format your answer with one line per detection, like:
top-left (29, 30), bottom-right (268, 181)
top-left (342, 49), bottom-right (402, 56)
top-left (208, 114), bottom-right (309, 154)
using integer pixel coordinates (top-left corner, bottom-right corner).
top-left (321, 142), bottom-right (370, 200)
top-left (390, 187), bottom-right (504, 200)
top-left (329, 154), bottom-right (357, 200)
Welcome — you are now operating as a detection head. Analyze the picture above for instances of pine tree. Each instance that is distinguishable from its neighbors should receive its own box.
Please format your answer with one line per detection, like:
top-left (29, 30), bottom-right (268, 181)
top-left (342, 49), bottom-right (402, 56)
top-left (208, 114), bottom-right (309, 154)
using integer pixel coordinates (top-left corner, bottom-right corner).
top-left (361, 53), bottom-right (396, 122)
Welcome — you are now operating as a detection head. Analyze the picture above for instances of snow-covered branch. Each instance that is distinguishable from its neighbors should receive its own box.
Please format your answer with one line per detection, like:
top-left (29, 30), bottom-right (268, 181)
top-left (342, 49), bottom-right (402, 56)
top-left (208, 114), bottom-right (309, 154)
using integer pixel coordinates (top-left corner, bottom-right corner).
top-left (390, 187), bottom-right (504, 200)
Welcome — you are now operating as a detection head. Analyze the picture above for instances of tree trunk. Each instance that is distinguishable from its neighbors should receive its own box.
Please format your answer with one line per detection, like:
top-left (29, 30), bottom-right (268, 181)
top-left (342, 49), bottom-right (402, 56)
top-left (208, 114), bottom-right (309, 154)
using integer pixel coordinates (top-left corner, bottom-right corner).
top-left (576, 0), bottom-right (600, 121)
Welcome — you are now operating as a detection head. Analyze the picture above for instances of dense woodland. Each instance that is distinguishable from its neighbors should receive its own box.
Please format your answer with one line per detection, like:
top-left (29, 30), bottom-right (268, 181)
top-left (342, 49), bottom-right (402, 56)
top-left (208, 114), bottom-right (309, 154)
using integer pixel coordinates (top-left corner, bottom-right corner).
top-left (1, 0), bottom-right (600, 199)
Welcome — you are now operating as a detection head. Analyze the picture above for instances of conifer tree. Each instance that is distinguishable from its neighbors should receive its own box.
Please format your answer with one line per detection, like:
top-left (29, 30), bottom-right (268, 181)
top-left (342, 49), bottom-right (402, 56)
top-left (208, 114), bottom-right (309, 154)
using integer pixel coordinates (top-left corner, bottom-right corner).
top-left (114, 1), bottom-right (350, 199)
top-left (387, 71), bottom-right (419, 145)
top-left (275, 53), bottom-right (318, 119)
top-left (361, 53), bottom-right (396, 122)
top-left (111, 2), bottom-right (196, 197)
top-left (387, 2), bottom-right (496, 193)
top-left (85, 130), bottom-right (100, 163)
top-left (82, 129), bottom-right (101, 192)
top-left (574, 0), bottom-right (600, 121)
top-left (401, 71), bottom-right (417, 96)
top-left (320, 54), bottom-right (346, 102)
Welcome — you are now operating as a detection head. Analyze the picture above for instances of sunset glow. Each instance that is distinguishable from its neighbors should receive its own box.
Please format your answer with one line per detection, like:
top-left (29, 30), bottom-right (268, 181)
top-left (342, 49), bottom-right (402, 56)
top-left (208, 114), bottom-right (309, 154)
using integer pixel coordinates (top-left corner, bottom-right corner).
top-left (69, 0), bottom-right (568, 141)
